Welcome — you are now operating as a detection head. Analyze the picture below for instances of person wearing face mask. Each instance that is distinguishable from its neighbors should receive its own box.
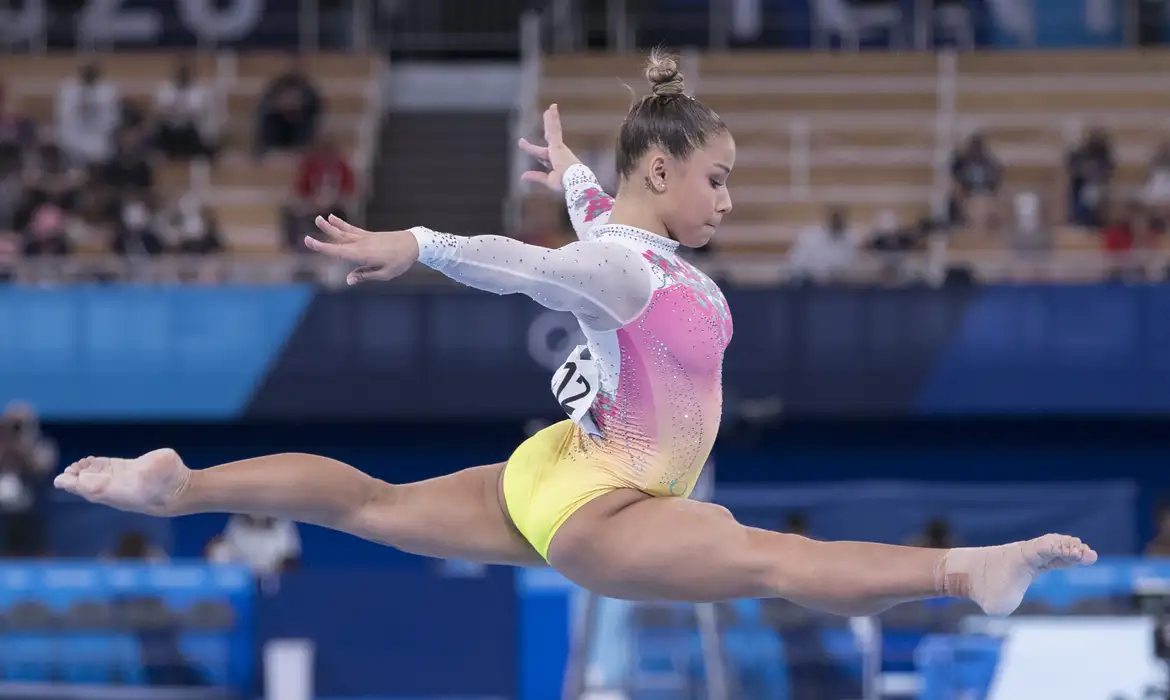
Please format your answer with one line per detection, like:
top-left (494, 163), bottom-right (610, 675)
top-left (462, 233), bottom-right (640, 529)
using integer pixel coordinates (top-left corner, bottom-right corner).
top-left (112, 193), bottom-right (164, 258)
top-left (158, 193), bottom-right (224, 282)
top-left (160, 193), bottom-right (223, 256)
top-left (58, 52), bottom-right (1097, 620)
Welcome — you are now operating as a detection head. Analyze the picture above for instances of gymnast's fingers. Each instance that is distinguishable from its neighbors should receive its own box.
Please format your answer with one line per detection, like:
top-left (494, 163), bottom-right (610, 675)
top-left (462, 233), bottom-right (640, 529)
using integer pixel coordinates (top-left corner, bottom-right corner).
top-left (304, 235), bottom-right (367, 262)
top-left (518, 138), bottom-right (550, 166)
top-left (327, 214), bottom-right (369, 236)
top-left (543, 104), bottom-right (564, 147)
top-left (315, 215), bottom-right (362, 243)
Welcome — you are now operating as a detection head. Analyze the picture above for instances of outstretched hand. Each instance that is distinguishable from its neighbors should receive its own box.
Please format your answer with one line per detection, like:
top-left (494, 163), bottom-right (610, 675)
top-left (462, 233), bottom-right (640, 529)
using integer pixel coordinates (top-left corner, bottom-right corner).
top-left (517, 104), bottom-right (582, 192)
top-left (305, 215), bottom-right (421, 285)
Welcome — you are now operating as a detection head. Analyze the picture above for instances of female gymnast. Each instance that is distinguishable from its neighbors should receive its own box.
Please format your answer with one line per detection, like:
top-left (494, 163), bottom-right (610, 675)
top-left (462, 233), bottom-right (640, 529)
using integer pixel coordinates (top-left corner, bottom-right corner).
top-left (55, 51), bottom-right (1095, 617)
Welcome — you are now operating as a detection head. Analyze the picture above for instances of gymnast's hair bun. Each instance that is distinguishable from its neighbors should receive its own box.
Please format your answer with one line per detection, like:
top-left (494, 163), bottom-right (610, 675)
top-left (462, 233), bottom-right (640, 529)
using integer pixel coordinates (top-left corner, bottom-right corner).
top-left (646, 48), bottom-right (685, 98)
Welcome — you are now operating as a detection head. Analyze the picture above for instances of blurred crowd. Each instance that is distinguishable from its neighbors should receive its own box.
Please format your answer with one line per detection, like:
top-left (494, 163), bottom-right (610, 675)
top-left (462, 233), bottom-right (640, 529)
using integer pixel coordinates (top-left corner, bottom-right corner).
top-left (0, 58), bottom-right (222, 280)
top-left (785, 127), bottom-right (1170, 285)
top-left (0, 53), bottom-right (358, 284)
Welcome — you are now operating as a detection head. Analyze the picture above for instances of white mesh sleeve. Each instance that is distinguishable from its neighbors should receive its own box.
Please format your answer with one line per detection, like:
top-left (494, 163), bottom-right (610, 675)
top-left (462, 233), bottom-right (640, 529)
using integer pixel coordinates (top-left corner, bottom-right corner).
top-left (411, 227), bottom-right (652, 330)
top-left (562, 163), bottom-right (613, 240)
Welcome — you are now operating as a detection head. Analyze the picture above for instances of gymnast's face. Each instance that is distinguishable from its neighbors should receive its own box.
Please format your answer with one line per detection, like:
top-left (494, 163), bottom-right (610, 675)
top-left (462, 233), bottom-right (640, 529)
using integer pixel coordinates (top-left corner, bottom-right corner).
top-left (654, 131), bottom-right (735, 248)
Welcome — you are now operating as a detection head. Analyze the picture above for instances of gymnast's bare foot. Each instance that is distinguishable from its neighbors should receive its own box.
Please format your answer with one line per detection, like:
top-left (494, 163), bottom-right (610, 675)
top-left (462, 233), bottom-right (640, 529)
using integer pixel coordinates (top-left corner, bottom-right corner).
top-left (53, 449), bottom-right (191, 517)
top-left (939, 534), bottom-right (1098, 617)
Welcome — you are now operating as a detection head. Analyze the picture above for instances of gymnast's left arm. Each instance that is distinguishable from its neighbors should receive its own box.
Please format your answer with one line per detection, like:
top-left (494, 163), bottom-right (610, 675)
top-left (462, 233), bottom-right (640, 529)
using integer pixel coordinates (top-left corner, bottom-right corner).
top-left (516, 105), bottom-right (613, 240)
top-left (561, 163), bottom-right (613, 240)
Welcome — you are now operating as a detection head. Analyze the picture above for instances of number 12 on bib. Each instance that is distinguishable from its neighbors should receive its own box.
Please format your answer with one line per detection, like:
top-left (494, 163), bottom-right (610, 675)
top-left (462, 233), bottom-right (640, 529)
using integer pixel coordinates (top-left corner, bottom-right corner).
top-left (550, 345), bottom-right (602, 437)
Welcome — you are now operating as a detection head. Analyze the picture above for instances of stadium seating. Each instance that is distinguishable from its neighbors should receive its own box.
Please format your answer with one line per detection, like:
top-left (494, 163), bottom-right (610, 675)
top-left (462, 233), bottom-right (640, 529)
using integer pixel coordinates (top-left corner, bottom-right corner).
top-left (0, 563), bottom-right (252, 692)
top-left (536, 49), bottom-right (1170, 263)
top-left (0, 51), bottom-right (383, 257)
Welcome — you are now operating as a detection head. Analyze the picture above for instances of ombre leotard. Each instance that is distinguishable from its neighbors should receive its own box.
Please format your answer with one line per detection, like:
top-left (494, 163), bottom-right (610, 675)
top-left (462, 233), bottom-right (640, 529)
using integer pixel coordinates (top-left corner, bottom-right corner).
top-left (410, 164), bottom-right (732, 559)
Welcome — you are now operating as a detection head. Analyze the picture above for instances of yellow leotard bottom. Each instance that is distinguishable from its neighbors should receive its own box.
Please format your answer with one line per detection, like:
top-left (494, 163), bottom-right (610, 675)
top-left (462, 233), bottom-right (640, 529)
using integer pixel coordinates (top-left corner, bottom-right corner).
top-left (502, 420), bottom-right (629, 561)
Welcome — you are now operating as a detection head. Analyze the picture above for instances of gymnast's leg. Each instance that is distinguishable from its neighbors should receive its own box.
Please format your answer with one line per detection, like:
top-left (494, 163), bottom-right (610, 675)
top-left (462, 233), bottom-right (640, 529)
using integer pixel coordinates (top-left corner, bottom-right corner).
top-left (547, 489), bottom-right (1096, 616)
top-left (56, 450), bottom-right (545, 567)
top-left (336, 460), bottom-right (546, 566)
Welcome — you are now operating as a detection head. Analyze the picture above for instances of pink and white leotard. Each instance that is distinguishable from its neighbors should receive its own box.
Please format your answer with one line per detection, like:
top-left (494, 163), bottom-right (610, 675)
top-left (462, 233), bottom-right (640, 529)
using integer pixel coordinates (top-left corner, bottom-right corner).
top-left (411, 164), bottom-right (732, 499)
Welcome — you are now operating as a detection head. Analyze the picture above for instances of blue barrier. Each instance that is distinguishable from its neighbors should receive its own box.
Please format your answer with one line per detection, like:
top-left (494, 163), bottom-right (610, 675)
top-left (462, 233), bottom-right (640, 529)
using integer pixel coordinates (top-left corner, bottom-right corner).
top-left (0, 562), bottom-right (254, 692)
top-left (255, 568), bottom-right (517, 700)
top-left (0, 286), bottom-right (311, 419)
top-left (1023, 556), bottom-right (1170, 605)
top-left (11, 285), bottom-right (1170, 419)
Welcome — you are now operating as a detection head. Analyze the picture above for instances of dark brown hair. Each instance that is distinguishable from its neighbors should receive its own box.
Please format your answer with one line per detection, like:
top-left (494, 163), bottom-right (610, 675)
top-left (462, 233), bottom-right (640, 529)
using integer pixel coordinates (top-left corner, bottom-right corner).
top-left (616, 48), bottom-right (728, 180)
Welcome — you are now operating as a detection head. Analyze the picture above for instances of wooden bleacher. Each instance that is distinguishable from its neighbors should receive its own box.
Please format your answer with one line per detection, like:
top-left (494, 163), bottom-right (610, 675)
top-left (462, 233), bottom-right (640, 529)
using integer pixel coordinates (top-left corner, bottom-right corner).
top-left (534, 49), bottom-right (1170, 277)
top-left (0, 50), bottom-right (382, 259)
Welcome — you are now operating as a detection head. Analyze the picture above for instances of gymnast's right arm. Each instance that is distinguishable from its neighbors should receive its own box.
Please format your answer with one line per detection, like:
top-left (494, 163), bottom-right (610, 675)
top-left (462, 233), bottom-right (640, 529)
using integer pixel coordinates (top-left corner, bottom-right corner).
top-left (173, 453), bottom-right (394, 543)
top-left (411, 227), bottom-right (653, 330)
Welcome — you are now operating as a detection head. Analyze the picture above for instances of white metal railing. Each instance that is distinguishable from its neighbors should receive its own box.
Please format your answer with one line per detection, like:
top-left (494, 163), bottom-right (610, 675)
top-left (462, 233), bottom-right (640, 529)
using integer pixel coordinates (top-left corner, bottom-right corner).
top-left (353, 55), bottom-right (391, 227)
top-left (530, 49), bottom-right (1170, 234)
top-left (701, 246), bottom-right (1170, 287)
top-left (933, 52), bottom-right (958, 219)
top-left (507, 11), bottom-right (545, 234)
top-left (2, 244), bottom-right (1162, 290)
top-left (0, 255), bottom-right (349, 287)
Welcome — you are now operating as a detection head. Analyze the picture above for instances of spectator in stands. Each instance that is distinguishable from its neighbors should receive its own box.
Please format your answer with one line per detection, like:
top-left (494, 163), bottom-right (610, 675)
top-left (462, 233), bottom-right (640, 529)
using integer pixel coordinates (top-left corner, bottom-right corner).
top-left (159, 193), bottom-right (224, 256)
top-left (1065, 127), bottom-right (1114, 229)
top-left (101, 127), bottom-right (155, 196)
top-left (0, 84), bottom-right (36, 152)
top-left (1141, 139), bottom-right (1170, 228)
top-left (282, 136), bottom-right (355, 250)
top-left (154, 57), bottom-right (219, 162)
top-left (1102, 197), bottom-right (1150, 281)
top-left (255, 55), bottom-right (322, 159)
top-left (207, 515), bottom-right (300, 592)
top-left (56, 62), bottom-right (121, 166)
top-left (0, 142), bottom-right (23, 233)
top-left (18, 143), bottom-right (83, 219)
top-left (15, 145), bottom-right (79, 257)
top-left (119, 96), bottom-right (150, 135)
top-left (111, 192), bottom-right (165, 257)
top-left (949, 132), bottom-right (1002, 237)
top-left (0, 237), bottom-right (17, 283)
top-left (17, 200), bottom-right (73, 257)
top-left (788, 205), bottom-right (860, 284)
top-left (0, 402), bottom-right (56, 557)
top-left (866, 210), bottom-right (926, 283)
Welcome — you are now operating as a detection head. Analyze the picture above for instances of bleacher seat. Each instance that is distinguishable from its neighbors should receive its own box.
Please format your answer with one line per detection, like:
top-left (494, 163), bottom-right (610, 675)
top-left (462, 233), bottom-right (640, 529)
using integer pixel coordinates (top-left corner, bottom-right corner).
top-left (534, 49), bottom-right (1170, 278)
top-left (1, 601), bottom-right (59, 682)
top-left (60, 601), bottom-right (115, 684)
top-left (0, 50), bottom-right (383, 261)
